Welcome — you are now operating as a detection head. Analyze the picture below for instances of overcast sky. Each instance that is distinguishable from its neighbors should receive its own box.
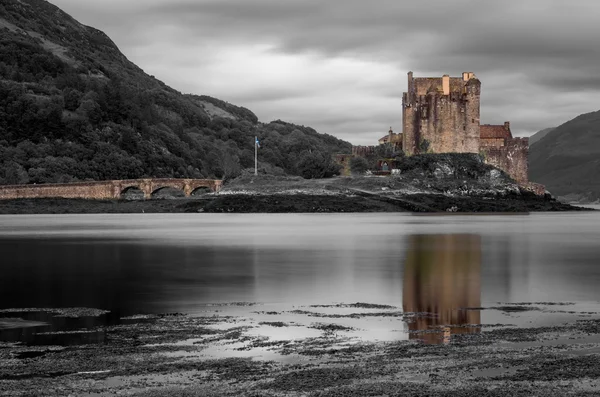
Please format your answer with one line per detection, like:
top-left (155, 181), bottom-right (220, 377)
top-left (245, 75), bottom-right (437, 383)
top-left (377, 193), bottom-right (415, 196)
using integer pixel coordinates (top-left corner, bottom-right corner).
top-left (51, 0), bottom-right (600, 145)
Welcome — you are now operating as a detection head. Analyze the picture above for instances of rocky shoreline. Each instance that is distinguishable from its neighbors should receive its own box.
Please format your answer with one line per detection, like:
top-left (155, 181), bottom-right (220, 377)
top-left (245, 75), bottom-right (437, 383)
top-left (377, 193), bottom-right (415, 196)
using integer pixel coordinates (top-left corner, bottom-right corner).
top-left (0, 191), bottom-right (589, 214)
top-left (2, 303), bottom-right (600, 396)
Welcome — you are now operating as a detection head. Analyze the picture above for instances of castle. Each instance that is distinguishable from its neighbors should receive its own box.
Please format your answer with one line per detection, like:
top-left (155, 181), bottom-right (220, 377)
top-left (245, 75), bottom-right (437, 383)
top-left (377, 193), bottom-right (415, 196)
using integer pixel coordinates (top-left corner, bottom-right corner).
top-left (343, 71), bottom-right (533, 187)
top-left (402, 71), bottom-right (529, 184)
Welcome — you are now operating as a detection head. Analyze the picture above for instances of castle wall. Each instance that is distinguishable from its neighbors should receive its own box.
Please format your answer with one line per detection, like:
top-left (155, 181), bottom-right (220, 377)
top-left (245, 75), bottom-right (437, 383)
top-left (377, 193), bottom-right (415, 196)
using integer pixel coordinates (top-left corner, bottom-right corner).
top-left (352, 145), bottom-right (376, 157)
top-left (333, 154), bottom-right (353, 176)
top-left (480, 138), bottom-right (505, 148)
top-left (464, 79), bottom-right (481, 153)
top-left (481, 137), bottom-right (529, 184)
top-left (403, 73), bottom-right (480, 155)
top-left (402, 95), bottom-right (417, 155)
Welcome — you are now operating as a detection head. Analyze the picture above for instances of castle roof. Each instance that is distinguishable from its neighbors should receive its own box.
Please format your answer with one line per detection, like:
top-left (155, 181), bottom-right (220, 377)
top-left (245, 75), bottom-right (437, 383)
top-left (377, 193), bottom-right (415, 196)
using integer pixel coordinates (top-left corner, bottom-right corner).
top-left (378, 132), bottom-right (402, 143)
top-left (480, 124), bottom-right (513, 140)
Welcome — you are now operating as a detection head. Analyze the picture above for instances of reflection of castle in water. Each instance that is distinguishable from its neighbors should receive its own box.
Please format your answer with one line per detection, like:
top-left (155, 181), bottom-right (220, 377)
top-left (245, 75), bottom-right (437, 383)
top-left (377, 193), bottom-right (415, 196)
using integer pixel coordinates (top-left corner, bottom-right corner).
top-left (402, 234), bottom-right (481, 344)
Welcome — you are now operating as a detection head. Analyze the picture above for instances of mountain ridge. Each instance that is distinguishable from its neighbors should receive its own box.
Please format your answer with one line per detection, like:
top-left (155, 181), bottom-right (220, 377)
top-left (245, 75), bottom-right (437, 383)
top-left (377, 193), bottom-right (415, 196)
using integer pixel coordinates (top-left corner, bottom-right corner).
top-left (529, 109), bottom-right (600, 202)
top-left (528, 127), bottom-right (555, 146)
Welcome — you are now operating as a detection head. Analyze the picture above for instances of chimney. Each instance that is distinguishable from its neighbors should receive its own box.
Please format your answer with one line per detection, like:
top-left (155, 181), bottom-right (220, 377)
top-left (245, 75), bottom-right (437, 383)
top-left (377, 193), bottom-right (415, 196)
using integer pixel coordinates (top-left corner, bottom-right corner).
top-left (462, 72), bottom-right (474, 81)
top-left (442, 75), bottom-right (450, 95)
top-left (504, 121), bottom-right (510, 131)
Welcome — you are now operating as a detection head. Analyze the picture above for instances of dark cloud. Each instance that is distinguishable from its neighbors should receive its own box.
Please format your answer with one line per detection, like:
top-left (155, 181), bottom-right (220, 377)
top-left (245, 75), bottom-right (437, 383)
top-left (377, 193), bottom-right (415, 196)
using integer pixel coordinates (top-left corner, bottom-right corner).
top-left (50, 0), bottom-right (600, 142)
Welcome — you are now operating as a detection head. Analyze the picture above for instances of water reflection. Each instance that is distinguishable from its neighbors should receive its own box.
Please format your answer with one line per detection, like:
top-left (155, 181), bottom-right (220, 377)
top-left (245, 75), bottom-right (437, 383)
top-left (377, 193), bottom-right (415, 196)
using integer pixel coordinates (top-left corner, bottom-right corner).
top-left (402, 234), bottom-right (481, 344)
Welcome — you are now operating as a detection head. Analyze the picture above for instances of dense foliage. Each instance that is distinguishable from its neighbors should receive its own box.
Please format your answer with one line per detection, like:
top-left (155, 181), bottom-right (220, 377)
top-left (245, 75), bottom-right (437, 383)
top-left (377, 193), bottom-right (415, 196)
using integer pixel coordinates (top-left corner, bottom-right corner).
top-left (349, 156), bottom-right (368, 175)
top-left (0, 0), bottom-right (350, 185)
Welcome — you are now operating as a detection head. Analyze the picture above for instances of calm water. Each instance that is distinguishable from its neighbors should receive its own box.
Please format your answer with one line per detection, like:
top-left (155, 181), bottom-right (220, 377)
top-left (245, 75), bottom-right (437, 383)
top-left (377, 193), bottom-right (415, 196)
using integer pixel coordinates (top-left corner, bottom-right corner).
top-left (1, 208), bottom-right (600, 344)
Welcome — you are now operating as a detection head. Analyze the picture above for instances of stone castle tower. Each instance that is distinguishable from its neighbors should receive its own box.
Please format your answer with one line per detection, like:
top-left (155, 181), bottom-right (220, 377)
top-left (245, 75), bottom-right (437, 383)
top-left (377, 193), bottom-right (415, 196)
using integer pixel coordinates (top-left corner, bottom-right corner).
top-left (402, 72), bottom-right (481, 155)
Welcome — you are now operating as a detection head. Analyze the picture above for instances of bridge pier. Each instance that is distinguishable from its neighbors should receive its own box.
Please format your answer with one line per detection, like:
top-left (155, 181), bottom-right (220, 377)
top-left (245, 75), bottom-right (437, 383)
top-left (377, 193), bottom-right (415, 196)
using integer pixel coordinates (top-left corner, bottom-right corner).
top-left (183, 180), bottom-right (193, 197)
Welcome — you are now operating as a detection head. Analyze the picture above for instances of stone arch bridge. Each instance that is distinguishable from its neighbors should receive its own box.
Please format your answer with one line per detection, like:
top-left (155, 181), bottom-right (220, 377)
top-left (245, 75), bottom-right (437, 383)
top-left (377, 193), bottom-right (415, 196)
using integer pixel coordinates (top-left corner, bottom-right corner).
top-left (0, 178), bottom-right (222, 200)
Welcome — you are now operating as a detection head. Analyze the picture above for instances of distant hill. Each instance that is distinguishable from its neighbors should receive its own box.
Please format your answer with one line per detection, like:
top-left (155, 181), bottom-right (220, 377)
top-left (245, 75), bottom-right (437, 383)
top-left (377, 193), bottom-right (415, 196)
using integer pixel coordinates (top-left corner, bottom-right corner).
top-left (529, 110), bottom-right (600, 202)
top-left (0, 0), bottom-right (350, 185)
top-left (528, 127), bottom-right (555, 146)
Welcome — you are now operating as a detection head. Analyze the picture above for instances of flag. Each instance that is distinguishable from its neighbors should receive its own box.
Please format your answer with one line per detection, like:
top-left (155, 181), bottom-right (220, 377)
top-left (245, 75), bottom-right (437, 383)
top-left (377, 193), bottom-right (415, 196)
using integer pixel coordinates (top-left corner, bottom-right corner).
top-left (255, 137), bottom-right (260, 148)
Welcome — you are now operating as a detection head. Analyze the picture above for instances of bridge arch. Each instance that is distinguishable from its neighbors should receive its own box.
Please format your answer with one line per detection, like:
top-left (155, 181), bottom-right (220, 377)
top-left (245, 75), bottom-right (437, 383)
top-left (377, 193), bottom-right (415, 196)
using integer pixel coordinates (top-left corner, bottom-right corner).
top-left (150, 186), bottom-right (186, 199)
top-left (120, 186), bottom-right (144, 200)
top-left (190, 186), bottom-right (212, 196)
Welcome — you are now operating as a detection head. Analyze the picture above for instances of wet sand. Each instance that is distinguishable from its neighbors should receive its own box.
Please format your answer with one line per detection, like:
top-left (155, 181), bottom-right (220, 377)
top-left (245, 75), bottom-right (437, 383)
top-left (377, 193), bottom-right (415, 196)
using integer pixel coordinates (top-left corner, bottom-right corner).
top-left (2, 303), bottom-right (600, 396)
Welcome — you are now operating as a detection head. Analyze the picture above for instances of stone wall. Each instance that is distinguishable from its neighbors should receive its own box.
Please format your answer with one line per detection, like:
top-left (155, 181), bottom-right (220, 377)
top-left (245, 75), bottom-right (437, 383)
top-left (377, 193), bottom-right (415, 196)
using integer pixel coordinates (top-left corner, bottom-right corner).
top-left (333, 154), bottom-right (353, 176)
top-left (352, 146), bottom-right (376, 157)
top-left (0, 181), bottom-right (116, 200)
top-left (480, 138), bottom-right (505, 148)
top-left (481, 138), bottom-right (529, 184)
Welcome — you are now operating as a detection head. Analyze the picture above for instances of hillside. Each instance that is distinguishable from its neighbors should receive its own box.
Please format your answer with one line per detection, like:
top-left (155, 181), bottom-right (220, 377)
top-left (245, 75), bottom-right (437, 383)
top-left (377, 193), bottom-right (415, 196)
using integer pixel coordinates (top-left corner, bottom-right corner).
top-left (0, 0), bottom-right (350, 185)
top-left (528, 127), bottom-right (555, 146)
top-left (529, 110), bottom-right (600, 202)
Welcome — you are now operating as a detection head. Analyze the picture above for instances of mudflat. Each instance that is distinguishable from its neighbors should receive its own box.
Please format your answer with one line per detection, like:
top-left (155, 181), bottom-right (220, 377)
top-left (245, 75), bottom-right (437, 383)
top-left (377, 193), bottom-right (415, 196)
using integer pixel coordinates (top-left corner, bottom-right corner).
top-left (2, 303), bottom-right (600, 396)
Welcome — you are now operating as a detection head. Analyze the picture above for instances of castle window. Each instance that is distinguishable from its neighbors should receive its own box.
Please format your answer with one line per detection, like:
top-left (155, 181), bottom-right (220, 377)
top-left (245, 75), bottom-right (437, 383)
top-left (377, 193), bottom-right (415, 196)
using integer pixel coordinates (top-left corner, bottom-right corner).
top-left (472, 118), bottom-right (475, 123)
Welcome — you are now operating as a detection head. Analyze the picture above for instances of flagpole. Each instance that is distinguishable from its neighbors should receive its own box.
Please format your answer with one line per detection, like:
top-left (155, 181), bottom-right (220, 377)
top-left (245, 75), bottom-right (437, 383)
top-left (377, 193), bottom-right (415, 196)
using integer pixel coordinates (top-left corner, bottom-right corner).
top-left (254, 136), bottom-right (257, 176)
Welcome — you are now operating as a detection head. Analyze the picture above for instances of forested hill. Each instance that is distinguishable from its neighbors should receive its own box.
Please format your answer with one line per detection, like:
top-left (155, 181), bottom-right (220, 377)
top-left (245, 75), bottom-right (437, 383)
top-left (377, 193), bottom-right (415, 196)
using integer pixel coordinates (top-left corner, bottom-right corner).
top-left (0, 0), bottom-right (350, 185)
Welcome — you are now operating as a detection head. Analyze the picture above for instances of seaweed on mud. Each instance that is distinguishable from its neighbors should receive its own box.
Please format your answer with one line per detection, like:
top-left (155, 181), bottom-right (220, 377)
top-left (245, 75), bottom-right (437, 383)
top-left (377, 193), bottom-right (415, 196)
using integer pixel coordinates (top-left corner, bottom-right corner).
top-left (498, 302), bottom-right (575, 306)
top-left (240, 338), bottom-right (293, 351)
top-left (0, 308), bottom-right (110, 318)
top-left (575, 319), bottom-right (600, 334)
top-left (259, 321), bottom-right (289, 327)
top-left (288, 309), bottom-right (316, 316)
top-left (262, 367), bottom-right (366, 392)
top-left (309, 382), bottom-right (564, 397)
top-left (492, 305), bottom-right (541, 313)
top-left (309, 323), bottom-right (355, 333)
top-left (454, 325), bottom-right (565, 346)
top-left (277, 335), bottom-right (358, 357)
top-left (308, 302), bottom-right (397, 310)
top-left (221, 327), bottom-right (252, 340)
top-left (287, 309), bottom-right (404, 319)
top-left (494, 355), bottom-right (600, 381)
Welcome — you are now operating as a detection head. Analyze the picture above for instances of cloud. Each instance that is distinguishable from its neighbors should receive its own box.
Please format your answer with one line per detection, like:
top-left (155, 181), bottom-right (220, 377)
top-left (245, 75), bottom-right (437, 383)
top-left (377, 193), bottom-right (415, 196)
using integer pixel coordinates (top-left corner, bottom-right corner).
top-left (50, 0), bottom-right (600, 143)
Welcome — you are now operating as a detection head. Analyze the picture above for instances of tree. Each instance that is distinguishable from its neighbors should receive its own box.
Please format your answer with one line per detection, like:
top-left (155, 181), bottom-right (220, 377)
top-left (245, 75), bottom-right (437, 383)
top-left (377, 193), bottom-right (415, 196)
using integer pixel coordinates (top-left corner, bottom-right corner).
top-left (222, 153), bottom-right (242, 181)
top-left (2, 161), bottom-right (29, 184)
top-left (350, 156), bottom-right (369, 175)
top-left (296, 152), bottom-right (341, 179)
